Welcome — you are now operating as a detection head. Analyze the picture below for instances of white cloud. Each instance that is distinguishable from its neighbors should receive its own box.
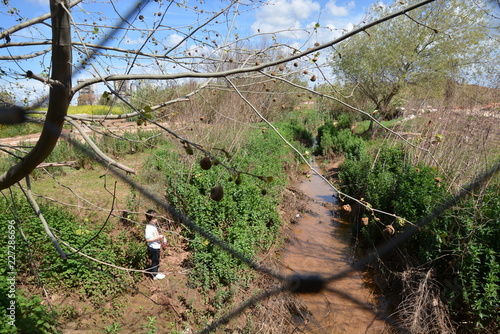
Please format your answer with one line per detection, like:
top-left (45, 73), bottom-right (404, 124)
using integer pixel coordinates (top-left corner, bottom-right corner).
top-left (325, 0), bottom-right (355, 17)
top-left (165, 34), bottom-right (184, 48)
top-left (123, 37), bottom-right (145, 46)
top-left (252, 0), bottom-right (321, 36)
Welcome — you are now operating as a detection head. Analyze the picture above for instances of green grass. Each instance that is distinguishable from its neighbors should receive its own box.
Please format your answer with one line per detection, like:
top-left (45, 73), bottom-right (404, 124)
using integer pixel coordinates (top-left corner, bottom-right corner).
top-left (0, 123), bottom-right (43, 138)
top-left (352, 117), bottom-right (404, 134)
top-left (0, 105), bottom-right (129, 138)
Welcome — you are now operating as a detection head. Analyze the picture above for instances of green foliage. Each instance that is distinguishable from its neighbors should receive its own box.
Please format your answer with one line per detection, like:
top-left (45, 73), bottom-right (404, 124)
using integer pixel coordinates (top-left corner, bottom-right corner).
top-left (0, 196), bottom-right (146, 331)
top-left (144, 124), bottom-right (300, 289)
top-left (0, 123), bottom-right (43, 138)
top-left (0, 284), bottom-right (58, 334)
top-left (316, 120), bottom-right (366, 159)
top-left (338, 142), bottom-right (499, 330)
top-left (96, 129), bottom-right (164, 156)
top-left (330, 0), bottom-right (496, 120)
top-left (445, 185), bottom-right (499, 328)
top-left (0, 129), bottom-right (166, 178)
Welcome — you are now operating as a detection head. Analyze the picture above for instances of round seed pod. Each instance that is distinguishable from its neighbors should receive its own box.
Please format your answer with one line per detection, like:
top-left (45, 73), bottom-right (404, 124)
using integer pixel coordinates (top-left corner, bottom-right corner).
top-left (342, 204), bottom-right (351, 212)
top-left (210, 185), bottom-right (224, 202)
top-left (200, 157), bottom-right (212, 170)
top-left (383, 225), bottom-right (395, 238)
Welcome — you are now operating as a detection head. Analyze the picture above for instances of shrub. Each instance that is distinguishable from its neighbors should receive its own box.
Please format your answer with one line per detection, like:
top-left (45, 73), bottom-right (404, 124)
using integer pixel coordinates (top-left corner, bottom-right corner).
top-left (316, 120), bottom-right (365, 158)
top-left (0, 197), bottom-right (145, 313)
top-left (338, 142), bottom-right (499, 330)
top-left (144, 125), bottom-right (299, 289)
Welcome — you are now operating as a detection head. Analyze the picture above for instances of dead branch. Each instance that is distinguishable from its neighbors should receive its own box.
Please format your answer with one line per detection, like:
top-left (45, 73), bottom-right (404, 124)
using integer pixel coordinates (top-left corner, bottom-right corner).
top-left (65, 118), bottom-right (136, 174)
top-left (36, 161), bottom-right (77, 168)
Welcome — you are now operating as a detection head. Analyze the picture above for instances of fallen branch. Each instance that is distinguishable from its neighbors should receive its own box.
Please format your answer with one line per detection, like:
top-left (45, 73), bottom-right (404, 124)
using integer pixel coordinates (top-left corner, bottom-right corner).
top-left (36, 161), bottom-right (78, 168)
top-left (65, 118), bottom-right (136, 174)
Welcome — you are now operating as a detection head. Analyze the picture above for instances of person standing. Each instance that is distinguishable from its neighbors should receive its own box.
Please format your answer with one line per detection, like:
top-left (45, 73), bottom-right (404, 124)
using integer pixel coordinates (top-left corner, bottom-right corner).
top-left (144, 209), bottom-right (166, 280)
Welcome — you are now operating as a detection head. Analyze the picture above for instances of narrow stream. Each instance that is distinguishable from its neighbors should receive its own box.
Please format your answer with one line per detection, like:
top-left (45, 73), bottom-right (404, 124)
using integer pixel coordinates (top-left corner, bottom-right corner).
top-left (281, 159), bottom-right (389, 333)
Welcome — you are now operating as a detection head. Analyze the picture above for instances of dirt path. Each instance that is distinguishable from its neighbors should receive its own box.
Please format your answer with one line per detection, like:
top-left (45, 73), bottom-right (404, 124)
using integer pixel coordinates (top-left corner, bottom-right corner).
top-left (281, 160), bottom-right (390, 333)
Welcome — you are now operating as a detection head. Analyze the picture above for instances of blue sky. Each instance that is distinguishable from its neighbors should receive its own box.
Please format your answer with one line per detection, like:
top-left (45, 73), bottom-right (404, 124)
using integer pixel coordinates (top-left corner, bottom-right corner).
top-left (1, 0), bottom-right (380, 104)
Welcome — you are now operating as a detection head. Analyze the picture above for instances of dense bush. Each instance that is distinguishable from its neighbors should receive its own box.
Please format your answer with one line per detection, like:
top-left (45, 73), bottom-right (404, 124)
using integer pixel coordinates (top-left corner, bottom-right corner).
top-left (316, 119), bottom-right (365, 159)
top-left (144, 123), bottom-right (306, 289)
top-left (338, 143), bottom-right (499, 330)
top-left (0, 197), bottom-right (146, 332)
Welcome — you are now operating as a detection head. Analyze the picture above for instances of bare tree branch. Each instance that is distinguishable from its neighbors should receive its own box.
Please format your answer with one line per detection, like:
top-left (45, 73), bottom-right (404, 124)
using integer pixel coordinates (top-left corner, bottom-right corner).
top-left (21, 176), bottom-right (66, 260)
top-left (65, 118), bottom-right (136, 174)
top-left (0, 0), bottom-right (72, 190)
top-left (0, 0), bottom-right (82, 42)
top-left (0, 47), bottom-right (51, 60)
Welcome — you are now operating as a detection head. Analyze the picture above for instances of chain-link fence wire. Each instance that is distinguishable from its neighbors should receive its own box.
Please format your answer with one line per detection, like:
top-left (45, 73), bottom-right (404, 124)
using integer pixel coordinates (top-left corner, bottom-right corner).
top-left (2, 0), bottom-right (498, 332)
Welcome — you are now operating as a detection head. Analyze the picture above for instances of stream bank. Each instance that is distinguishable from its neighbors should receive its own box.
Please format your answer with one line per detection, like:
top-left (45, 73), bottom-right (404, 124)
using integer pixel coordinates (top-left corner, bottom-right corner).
top-left (280, 159), bottom-right (390, 333)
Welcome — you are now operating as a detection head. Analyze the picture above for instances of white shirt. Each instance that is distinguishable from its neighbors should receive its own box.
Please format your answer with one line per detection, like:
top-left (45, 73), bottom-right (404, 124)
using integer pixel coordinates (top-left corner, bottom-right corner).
top-left (145, 224), bottom-right (161, 249)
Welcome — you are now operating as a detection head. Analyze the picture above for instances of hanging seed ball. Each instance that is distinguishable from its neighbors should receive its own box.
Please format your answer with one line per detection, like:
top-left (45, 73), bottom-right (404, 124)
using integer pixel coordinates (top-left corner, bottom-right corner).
top-left (271, 72), bottom-right (276, 76)
top-left (229, 57), bottom-right (234, 62)
top-left (235, 175), bottom-right (242, 185)
top-left (435, 177), bottom-right (442, 183)
top-left (200, 157), bottom-right (212, 170)
top-left (342, 204), bottom-right (352, 212)
top-left (255, 61), bottom-right (261, 65)
top-left (303, 70), bottom-right (309, 75)
top-left (361, 217), bottom-right (369, 226)
top-left (293, 62), bottom-right (298, 67)
top-left (273, 97), bottom-right (277, 102)
top-left (309, 94), bottom-right (313, 99)
top-left (279, 65), bottom-right (285, 71)
top-left (314, 42), bottom-right (320, 47)
top-left (210, 185), bottom-right (224, 202)
top-left (312, 58), bottom-right (318, 62)
top-left (310, 75), bottom-right (317, 82)
top-left (383, 225), bottom-right (395, 238)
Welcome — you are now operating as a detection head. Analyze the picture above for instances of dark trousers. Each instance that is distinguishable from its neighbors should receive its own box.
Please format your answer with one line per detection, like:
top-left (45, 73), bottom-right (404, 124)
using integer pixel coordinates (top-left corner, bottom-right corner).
top-left (147, 246), bottom-right (160, 277)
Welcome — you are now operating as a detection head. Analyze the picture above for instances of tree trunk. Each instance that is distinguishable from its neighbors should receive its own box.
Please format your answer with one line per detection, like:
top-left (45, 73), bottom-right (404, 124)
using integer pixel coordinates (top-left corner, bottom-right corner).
top-left (0, 0), bottom-right (72, 190)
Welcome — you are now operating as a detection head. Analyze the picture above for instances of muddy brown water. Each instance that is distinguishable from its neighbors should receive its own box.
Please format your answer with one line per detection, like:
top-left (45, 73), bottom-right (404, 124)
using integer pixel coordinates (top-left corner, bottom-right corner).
top-left (281, 160), bottom-right (390, 333)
